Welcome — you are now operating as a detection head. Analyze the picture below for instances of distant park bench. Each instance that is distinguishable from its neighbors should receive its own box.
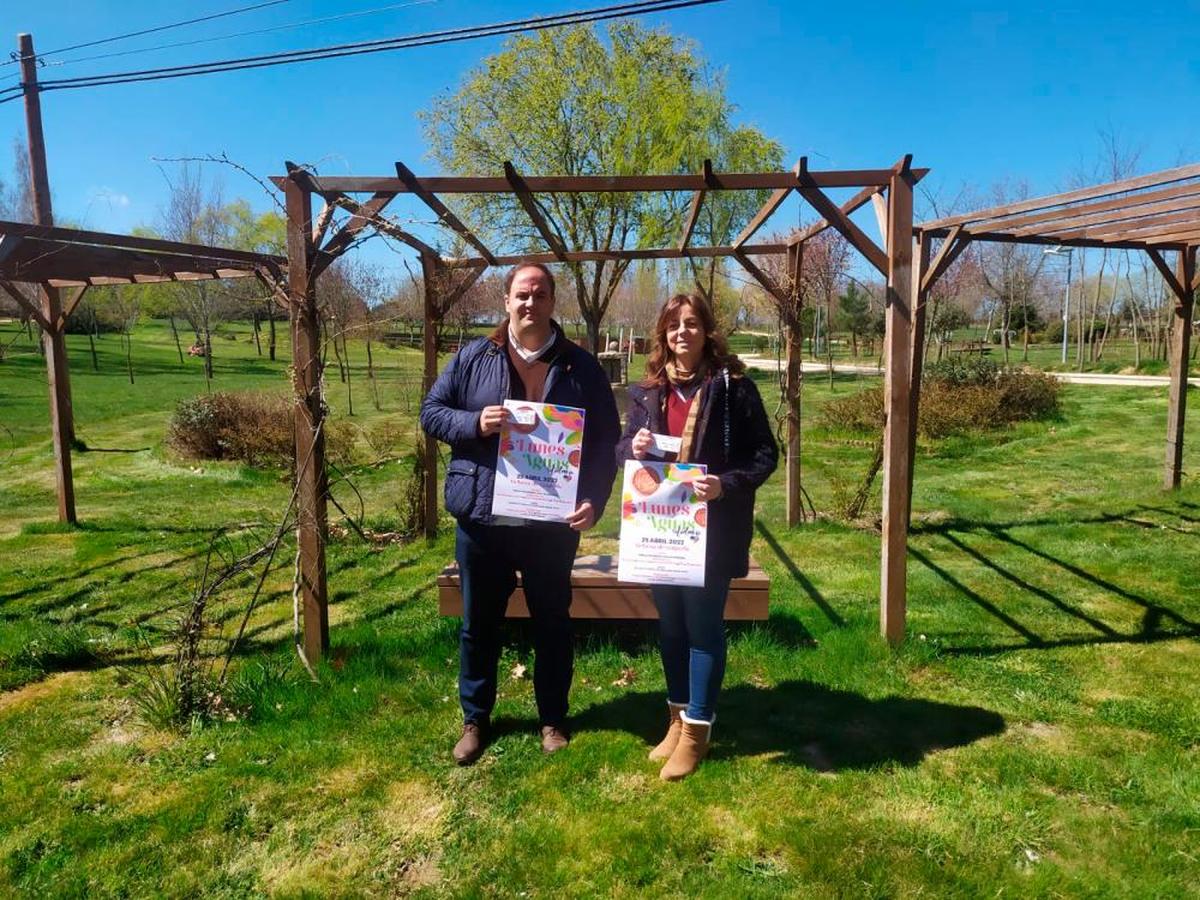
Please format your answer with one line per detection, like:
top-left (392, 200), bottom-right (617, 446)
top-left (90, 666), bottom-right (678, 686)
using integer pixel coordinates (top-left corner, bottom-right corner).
top-left (438, 554), bottom-right (769, 620)
top-left (946, 341), bottom-right (992, 357)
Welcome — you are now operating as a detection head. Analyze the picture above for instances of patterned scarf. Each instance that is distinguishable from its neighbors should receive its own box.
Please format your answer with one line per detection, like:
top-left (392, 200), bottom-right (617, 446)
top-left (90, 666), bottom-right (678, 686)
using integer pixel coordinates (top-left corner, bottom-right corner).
top-left (664, 359), bottom-right (708, 463)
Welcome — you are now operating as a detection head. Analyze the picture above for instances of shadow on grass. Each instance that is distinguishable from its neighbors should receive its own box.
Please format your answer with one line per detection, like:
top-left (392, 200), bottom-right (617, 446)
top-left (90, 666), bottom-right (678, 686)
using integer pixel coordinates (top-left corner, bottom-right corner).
top-left (908, 507), bottom-right (1200, 654)
top-left (754, 520), bottom-right (846, 627)
top-left (573, 681), bottom-right (1005, 771)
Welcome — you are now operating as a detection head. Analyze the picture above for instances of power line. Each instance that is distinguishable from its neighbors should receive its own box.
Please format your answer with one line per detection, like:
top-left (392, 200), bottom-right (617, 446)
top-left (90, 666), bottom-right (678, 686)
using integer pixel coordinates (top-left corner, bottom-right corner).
top-left (6, 0), bottom-right (293, 64)
top-left (0, 0), bottom-right (721, 103)
top-left (47, 0), bottom-right (439, 69)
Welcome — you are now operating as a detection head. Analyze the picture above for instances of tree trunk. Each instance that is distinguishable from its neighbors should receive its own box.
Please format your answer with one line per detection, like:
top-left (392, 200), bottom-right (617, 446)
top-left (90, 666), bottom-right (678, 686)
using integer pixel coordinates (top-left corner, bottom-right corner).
top-left (124, 332), bottom-right (135, 384)
top-left (168, 314), bottom-right (184, 365)
top-left (88, 331), bottom-right (98, 372)
top-left (203, 323), bottom-right (213, 384)
top-left (366, 337), bottom-right (381, 411)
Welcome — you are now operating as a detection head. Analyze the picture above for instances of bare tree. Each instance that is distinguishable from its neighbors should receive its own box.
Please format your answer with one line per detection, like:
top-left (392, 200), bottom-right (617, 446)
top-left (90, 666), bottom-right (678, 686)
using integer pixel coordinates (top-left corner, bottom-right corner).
top-left (160, 164), bottom-right (238, 384)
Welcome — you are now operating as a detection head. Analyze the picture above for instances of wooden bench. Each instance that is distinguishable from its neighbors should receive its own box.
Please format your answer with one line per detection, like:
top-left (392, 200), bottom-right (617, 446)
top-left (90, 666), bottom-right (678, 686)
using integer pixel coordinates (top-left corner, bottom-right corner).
top-left (437, 554), bottom-right (769, 620)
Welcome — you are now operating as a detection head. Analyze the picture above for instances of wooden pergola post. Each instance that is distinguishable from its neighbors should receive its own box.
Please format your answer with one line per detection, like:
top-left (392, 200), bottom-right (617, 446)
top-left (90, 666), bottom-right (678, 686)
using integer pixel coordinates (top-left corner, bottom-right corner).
top-left (420, 253), bottom-right (440, 539)
top-left (1163, 245), bottom-right (1197, 490)
top-left (19, 33), bottom-right (76, 524)
top-left (284, 176), bottom-right (329, 663)
top-left (906, 231), bottom-right (932, 524)
top-left (784, 241), bottom-right (805, 526)
top-left (879, 166), bottom-right (915, 645)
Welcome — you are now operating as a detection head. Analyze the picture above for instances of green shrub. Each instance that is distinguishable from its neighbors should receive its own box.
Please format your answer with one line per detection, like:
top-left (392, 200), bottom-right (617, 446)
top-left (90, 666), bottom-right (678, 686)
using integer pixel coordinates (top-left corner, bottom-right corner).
top-left (817, 384), bottom-right (884, 433)
top-left (167, 391), bottom-right (352, 468)
top-left (818, 365), bottom-right (1060, 439)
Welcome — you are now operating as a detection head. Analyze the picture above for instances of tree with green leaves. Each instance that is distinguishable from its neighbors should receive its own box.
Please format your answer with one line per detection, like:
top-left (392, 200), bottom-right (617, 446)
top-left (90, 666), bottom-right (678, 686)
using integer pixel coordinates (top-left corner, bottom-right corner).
top-left (422, 22), bottom-right (783, 352)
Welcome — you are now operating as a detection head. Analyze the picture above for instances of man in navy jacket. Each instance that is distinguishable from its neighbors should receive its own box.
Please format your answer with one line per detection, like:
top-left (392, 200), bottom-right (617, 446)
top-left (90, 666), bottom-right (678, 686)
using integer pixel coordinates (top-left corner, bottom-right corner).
top-left (420, 262), bottom-right (619, 765)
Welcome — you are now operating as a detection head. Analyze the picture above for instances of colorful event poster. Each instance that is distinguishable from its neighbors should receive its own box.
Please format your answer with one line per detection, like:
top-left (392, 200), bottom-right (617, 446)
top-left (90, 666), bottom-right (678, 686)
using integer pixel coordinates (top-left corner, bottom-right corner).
top-left (617, 461), bottom-right (708, 587)
top-left (491, 400), bottom-right (586, 522)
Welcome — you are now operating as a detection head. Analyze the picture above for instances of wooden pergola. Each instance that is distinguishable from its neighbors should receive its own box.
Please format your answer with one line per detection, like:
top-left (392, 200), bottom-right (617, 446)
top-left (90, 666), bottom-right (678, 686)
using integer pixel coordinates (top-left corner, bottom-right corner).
top-left (0, 219), bottom-right (287, 523)
top-left (915, 162), bottom-right (1200, 496)
top-left (272, 156), bottom-right (927, 660)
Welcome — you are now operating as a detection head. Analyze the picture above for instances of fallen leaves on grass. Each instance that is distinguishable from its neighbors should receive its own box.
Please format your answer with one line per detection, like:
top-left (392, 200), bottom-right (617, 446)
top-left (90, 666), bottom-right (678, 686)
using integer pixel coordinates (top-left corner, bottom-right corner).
top-left (611, 667), bottom-right (637, 687)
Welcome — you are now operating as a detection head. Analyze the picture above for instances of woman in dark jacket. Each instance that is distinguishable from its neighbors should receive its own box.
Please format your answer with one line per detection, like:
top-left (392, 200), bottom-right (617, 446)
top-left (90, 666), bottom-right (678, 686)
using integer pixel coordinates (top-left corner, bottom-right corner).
top-left (616, 293), bottom-right (777, 780)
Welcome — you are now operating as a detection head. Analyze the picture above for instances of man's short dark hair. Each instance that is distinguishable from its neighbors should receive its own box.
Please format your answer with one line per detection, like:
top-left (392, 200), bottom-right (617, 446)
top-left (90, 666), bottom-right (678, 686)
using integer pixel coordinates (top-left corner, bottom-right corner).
top-left (504, 261), bottom-right (556, 298)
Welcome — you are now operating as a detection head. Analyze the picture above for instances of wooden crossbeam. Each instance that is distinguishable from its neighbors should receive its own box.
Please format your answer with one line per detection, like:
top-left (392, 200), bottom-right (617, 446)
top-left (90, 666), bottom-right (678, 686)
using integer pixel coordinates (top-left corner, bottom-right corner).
top-left (678, 160), bottom-right (714, 251)
top-left (795, 160), bottom-right (889, 276)
top-left (310, 194), bottom-right (439, 280)
top-left (457, 241), bottom-right (786, 268)
top-left (935, 179), bottom-right (1200, 238)
top-left (0, 233), bottom-right (20, 269)
top-left (1011, 194), bottom-right (1200, 239)
top-left (311, 201), bottom-right (338, 247)
top-left (871, 192), bottom-right (889, 246)
top-left (504, 162), bottom-right (568, 261)
top-left (317, 192), bottom-right (395, 262)
top-left (57, 284), bottom-right (89, 329)
top-left (0, 280), bottom-right (50, 331)
top-left (921, 225), bottom-right (971, 294)
top-left (254, 268), bottom-right (293, 312)
top-left (1048, 208), bottom-right (1200, 242)
top-left (945, 230), bottom-right (1185, 253)
top-left (1148, 248), bottom-right (1192, 303)
top-left (733, 251), bottom-right (788, 304)
top-left (732, 164), bottom-right (791, 249)
top-left (396, 161), bottom-right (497, 265)
top-left (0, 218), bottom-right (284, 268)
top-left (268, 168), bottom-right (929, 195)
top-left (786, 184), bottom-right (885, 247)
top-left (924, 161), bottom-right (1200, 232)
top-left (437, 260), bottom-right (488, 317)
top-left (1145, 229), bottom-right (1200, 246)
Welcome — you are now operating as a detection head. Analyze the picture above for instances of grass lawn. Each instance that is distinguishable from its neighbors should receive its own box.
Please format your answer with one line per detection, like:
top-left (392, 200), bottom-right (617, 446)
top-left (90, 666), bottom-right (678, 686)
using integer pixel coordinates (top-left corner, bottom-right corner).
top-left (1, 319), bottom-right (1198, 897)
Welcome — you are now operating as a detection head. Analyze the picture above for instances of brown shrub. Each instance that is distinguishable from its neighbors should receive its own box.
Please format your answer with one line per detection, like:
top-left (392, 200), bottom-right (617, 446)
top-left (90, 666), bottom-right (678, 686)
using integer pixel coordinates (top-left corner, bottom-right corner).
top-left (817, 368), bottom-right (1060, 439)
top-left (167, 392), bottom-right (353, 468)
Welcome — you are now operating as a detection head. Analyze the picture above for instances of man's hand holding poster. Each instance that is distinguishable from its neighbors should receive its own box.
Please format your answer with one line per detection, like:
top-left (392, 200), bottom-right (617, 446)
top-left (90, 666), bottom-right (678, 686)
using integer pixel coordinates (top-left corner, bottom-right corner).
top-left (491, 400), bottom-right (585, 522)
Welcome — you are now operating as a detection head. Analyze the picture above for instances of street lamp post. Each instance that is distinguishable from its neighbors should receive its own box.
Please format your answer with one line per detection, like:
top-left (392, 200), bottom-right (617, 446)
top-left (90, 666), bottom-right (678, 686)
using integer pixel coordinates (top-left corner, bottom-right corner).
top-left (1044, 246), bottom-right (1073, 365)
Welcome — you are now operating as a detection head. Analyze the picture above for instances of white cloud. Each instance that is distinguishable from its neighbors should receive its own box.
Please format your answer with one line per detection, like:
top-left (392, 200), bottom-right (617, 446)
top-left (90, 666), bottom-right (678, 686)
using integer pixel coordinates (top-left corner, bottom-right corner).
top-left (86, 186), bottom-right (132, 211)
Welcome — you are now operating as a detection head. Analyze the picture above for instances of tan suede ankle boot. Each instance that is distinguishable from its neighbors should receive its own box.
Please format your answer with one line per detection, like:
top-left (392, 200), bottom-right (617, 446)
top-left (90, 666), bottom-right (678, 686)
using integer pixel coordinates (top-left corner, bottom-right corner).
top-left (649, 702), bottom-right (687, 762)
top-left (660, 713), bottom-right (712, 781)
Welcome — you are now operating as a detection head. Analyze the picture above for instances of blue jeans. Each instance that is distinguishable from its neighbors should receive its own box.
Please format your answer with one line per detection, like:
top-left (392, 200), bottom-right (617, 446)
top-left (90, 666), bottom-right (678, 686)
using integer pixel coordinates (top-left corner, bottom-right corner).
top-left (456, 521), bottom-right (580, 727)
top-left (651, 578), bottom-right (731, 723)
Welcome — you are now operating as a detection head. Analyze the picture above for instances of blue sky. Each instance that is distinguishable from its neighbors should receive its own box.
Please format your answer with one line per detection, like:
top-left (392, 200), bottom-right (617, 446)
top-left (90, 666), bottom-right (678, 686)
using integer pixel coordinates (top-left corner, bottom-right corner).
top-left (2, 0), bottom-right (1197, 278)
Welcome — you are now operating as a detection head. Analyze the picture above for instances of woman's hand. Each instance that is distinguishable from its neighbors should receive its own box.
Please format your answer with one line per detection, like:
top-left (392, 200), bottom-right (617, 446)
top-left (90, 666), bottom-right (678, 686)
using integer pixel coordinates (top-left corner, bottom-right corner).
top-left (478, 405), bottom-right (510, 436)
top-left (566, 500), bottom-right (596, 532)
top-left (631, 427), bottom-right (653, 459)
top-left (693, 474), bottom-right (723, 502)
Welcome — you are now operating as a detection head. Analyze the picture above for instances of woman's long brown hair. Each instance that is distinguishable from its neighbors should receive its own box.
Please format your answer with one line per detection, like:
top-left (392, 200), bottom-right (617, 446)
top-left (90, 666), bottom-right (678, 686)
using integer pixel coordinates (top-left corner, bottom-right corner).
top-left (641, 293), bottom-right (745, 387)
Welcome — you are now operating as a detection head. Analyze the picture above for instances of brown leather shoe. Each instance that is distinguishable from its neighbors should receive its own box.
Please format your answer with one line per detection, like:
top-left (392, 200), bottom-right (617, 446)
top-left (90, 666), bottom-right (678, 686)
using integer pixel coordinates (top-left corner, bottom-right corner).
top-left (452, 722), bottom-right (487, 766)
top-left (540, 724), bottom-right (570, 754)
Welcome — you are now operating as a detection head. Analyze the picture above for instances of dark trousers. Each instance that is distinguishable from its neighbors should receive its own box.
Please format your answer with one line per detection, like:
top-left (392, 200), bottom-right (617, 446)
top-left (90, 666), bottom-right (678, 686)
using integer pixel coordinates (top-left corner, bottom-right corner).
top-left (651, 578), bottom-right (731, 722)
top-left (456, 521), bottom-right (580, 727)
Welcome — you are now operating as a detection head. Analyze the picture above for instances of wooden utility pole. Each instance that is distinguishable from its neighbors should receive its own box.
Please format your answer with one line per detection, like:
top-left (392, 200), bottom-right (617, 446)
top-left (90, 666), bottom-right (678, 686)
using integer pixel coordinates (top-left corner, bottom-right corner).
top-left (879, 166), bottom-right (915, 645)
top-left (284, 176), bottom-right (329, 663)
top-left (19, 32), bottom-right (76, 524)
top-left (1163, 246), bottom-right (1196, 490)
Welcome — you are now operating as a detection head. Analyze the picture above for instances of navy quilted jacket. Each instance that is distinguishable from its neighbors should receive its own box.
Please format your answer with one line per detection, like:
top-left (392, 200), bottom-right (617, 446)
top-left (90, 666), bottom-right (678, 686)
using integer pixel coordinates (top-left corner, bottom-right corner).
top-left (615, 373), bottom-right (778, 579)
top-left (419, 323), bottom-right (620, 526)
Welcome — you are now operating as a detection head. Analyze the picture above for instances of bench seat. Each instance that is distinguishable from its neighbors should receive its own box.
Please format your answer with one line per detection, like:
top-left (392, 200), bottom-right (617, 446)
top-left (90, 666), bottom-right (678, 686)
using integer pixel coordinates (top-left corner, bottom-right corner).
top-left (437, 554), bottom-right (769, 620)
